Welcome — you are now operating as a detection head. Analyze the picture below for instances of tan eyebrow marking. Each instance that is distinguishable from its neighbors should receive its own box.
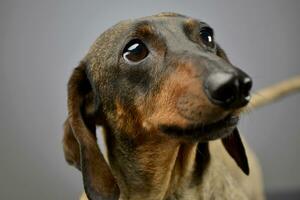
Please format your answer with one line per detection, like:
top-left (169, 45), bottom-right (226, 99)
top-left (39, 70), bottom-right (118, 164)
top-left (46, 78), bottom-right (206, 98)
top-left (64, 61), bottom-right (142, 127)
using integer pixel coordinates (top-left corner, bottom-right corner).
top-left (132, 21), bottom-right (166, 54)
top-left (183, 19), bottom-right (214, 44)
top-left (184, 18), bottom-right (199, 33)
top-left (135, 22), bottom-right (156, 38)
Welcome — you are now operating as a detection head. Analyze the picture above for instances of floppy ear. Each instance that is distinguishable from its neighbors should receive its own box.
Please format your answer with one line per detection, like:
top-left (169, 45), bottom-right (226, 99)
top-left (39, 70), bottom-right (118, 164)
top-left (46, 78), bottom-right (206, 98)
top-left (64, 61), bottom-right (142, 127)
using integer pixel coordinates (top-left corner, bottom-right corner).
top-left (64, 62), bottom-right (119, 200)
top-left (63, 118), bottom-right (81, 170)
top-left (221, 128), bottom-right (249, 175)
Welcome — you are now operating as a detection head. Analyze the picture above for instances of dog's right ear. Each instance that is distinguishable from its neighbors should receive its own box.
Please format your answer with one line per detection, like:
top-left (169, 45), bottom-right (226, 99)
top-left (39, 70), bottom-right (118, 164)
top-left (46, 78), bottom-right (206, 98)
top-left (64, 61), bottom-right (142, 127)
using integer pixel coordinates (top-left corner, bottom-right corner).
top-left (64, 62), bottom-right (119, 200)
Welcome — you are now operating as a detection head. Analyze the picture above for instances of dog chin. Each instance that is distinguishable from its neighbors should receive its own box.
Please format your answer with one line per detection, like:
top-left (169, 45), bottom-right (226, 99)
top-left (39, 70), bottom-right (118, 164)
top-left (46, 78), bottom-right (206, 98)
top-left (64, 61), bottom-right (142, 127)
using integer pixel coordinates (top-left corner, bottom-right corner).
top-left (159, 114), bottom-right (239, 142)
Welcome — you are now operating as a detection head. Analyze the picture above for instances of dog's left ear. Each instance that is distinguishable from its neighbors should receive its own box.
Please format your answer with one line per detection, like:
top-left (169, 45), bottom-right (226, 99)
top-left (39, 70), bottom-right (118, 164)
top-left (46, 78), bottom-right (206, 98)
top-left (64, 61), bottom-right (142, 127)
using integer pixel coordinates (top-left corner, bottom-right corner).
top-left (222, 128), bottom-right (249, 175)
top-left (216, 44), bottom-right (249, 175)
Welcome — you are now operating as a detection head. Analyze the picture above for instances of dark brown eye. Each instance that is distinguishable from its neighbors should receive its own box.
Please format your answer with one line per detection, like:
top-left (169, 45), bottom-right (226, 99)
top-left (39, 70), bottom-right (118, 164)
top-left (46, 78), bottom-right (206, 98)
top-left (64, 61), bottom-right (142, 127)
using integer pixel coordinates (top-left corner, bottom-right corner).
top-left (200, 27), bottom-right (215, 48)
top-left (123, 39), bottom-right (149, 63)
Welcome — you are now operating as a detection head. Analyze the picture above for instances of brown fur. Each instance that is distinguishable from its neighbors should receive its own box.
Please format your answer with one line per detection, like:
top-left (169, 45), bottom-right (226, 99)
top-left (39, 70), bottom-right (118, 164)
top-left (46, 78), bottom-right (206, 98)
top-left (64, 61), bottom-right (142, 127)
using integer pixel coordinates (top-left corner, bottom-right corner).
top-left (63, 13), bottom-right (265, 200)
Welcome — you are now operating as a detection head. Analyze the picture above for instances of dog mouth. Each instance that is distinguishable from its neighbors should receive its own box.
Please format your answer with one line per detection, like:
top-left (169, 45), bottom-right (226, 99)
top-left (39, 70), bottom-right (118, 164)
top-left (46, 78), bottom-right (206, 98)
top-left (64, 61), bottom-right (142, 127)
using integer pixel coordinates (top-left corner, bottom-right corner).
top-left (159, 114), bottom-right (239, 141)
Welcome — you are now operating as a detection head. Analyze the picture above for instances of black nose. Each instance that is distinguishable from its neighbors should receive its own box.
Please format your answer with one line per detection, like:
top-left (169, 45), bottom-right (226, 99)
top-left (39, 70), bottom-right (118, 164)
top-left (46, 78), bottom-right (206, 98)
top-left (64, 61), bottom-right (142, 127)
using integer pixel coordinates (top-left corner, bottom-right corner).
top-left (204, 72), bottom-right (252, 109)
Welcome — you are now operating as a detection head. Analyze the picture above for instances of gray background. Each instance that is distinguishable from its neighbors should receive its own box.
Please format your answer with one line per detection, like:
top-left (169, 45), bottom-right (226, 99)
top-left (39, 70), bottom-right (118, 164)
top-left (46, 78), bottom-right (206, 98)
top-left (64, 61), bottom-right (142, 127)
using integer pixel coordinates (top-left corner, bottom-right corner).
top-left (0, 0), bottom-right (299, 199)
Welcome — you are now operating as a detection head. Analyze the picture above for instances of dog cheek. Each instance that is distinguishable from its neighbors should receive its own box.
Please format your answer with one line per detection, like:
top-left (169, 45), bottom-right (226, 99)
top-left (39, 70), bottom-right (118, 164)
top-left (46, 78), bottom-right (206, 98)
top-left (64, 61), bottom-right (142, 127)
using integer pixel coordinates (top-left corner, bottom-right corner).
top-left (176, 94), bottom-right (203, 121)
top-left (112, 99), bottom-right (137, 135)
top-left (123, 67), bottom-right (153, 94)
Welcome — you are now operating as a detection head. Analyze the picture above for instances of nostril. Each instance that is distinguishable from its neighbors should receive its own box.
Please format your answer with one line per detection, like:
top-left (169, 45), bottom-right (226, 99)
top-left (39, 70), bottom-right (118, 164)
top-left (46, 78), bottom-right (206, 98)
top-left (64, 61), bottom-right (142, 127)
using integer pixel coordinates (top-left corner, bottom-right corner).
top-left (240, 76), bottom-right (252, 98)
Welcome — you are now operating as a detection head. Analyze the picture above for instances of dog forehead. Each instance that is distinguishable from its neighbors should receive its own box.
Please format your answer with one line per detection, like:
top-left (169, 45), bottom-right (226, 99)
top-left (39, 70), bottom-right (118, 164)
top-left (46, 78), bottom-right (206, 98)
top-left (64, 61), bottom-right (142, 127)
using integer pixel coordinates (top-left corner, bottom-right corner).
top-left (137, 13), bottom-right (200, 31)
top-left (87, 13), bottom-right (201, 53)
top-left (91, 13), bottom-right (199, 43)
top-left (84, 13), bottom-right (203, 78)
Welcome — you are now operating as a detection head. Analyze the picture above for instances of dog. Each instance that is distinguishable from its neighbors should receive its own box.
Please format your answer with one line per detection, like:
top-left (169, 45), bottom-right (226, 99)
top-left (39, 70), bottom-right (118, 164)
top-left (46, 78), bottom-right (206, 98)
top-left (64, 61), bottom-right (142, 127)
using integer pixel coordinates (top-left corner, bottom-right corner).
top-left (63, 12), bottom-right (266, 200)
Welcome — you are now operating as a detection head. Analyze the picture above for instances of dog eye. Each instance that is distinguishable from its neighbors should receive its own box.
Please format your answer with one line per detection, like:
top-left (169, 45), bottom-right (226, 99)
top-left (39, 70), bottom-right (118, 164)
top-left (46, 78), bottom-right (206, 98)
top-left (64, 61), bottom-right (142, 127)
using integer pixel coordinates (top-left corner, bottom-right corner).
top-left (123, 39), bottom-right (149, 63)
top-left (199, 27), bottom-right (215, 48)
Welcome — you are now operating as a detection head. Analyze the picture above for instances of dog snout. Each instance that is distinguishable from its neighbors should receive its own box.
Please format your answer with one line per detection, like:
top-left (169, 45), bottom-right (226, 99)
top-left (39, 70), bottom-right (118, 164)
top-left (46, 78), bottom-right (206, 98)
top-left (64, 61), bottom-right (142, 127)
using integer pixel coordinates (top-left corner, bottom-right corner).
top-left (204, 71), bottom-right (252, 109)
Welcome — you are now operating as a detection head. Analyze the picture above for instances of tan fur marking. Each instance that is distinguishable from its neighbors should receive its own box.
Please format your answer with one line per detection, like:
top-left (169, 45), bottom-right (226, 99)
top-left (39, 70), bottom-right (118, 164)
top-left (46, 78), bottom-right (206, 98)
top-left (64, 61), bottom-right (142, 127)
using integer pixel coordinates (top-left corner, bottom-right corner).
top-left (184, 18), bottom-right (199, 32)
top-left (114, 98), bottom-right (145, 138)
top-left (135, 23), bottom-right (156, 38)
top-left (143, 60), bottom-right (228, 130)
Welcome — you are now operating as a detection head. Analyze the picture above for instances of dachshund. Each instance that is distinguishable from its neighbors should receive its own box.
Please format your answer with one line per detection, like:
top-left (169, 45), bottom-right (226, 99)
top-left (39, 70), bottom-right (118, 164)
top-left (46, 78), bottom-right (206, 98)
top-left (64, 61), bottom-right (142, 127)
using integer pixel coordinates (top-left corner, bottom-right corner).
top-left (62, 12), bottom-right (270, 200)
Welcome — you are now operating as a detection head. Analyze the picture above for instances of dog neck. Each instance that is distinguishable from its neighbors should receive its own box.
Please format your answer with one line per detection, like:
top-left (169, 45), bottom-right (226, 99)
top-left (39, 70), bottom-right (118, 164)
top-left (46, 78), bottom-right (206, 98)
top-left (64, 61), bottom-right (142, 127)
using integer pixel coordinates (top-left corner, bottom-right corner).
top-left (105, 128), bottom-right (210, 200)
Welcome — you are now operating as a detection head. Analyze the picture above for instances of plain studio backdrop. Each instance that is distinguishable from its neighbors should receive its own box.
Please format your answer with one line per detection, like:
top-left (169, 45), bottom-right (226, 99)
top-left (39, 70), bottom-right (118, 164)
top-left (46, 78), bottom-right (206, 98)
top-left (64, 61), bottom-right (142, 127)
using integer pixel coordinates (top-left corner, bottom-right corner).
top-left (0, 0), bottom-right (300, 199)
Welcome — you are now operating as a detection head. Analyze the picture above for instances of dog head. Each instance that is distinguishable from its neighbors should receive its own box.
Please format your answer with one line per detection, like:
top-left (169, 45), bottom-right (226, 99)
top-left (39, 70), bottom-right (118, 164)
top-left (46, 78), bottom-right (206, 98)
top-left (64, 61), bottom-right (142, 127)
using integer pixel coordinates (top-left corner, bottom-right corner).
top-left (65, 12), bottom-right (251, 199)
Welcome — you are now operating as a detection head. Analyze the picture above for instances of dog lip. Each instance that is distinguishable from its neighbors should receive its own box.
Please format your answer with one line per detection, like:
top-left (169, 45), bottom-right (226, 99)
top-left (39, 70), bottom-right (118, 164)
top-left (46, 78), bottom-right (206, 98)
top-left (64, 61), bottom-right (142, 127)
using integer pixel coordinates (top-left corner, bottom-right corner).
top-left (159, 114), bottom-right (239, 140)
